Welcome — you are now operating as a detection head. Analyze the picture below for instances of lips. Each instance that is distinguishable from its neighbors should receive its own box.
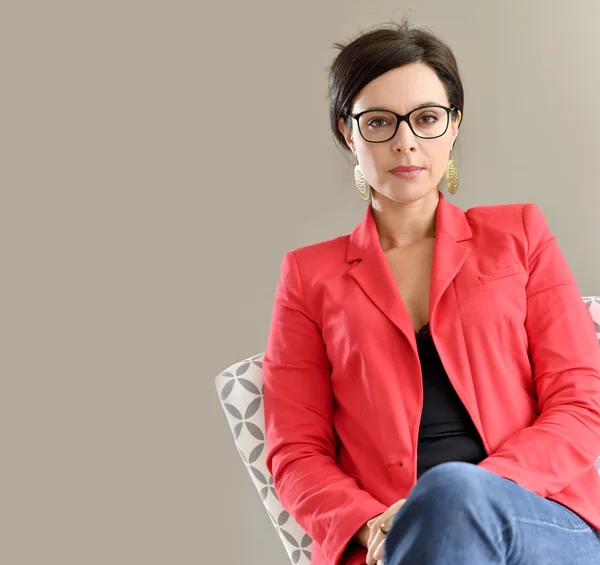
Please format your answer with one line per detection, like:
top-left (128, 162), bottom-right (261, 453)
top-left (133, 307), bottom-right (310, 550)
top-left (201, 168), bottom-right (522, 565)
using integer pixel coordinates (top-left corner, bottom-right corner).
top-left (390, 166), bottom-right (424, 172)
top-left (390, 166), bottom-right (424, 179)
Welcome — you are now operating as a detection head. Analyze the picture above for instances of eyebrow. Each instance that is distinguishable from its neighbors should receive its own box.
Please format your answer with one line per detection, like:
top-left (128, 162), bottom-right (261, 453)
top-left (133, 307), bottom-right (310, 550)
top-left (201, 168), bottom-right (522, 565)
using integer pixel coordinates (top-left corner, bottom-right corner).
top-left (359, 101), bottom-right (444, 113)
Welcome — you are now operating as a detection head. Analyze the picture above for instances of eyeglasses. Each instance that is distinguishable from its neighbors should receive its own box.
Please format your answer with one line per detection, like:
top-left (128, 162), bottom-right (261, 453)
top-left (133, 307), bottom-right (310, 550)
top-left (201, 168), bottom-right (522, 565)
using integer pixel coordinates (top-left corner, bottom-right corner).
top-left (347, 104), bottom-right (456, 143)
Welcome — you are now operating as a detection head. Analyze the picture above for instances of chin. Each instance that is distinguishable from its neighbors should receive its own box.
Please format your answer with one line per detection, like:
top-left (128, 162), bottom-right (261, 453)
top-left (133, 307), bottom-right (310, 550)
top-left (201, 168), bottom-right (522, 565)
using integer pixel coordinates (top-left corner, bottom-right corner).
top-left (377, 184), bottom-right (437, 204)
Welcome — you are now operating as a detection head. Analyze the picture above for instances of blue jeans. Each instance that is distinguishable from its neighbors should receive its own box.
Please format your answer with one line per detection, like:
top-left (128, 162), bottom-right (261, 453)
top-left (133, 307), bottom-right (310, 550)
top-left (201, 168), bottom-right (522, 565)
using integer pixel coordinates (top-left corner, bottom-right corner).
top-left (383, 462), bottom-right (600, 565)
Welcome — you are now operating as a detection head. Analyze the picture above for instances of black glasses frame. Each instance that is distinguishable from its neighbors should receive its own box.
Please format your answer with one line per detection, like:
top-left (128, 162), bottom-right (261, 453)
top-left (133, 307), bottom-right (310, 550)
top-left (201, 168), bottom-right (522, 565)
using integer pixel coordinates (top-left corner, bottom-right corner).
top-left (347, 104), bottom-right (456, 143)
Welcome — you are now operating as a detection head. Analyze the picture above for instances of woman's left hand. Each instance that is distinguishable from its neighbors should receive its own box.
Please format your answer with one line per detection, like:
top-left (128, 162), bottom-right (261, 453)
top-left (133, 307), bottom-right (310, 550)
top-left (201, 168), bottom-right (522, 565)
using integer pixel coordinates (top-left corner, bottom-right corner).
top-left (365, 498), bottom-right (406, 565)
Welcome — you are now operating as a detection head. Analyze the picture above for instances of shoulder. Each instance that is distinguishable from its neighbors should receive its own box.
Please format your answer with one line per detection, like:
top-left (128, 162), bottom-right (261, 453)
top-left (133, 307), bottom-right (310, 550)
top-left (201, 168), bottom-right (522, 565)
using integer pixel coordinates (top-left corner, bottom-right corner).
top-left (465, 201), bottom-right (547, 237)
top-left (277, 233), bottom-right (350, 287)
top-left (291, 233), bottom-right (349, 262)
top-left (465, 201), bottom-right (526, 224)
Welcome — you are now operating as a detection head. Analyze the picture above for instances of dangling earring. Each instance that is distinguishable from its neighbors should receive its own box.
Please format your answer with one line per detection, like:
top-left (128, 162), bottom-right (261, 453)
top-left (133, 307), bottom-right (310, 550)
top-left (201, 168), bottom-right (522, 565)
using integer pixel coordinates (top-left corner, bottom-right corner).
top-left (445, 153), bottom-right (459, 195)
top-left (354, 163), bottom-right (371, 201)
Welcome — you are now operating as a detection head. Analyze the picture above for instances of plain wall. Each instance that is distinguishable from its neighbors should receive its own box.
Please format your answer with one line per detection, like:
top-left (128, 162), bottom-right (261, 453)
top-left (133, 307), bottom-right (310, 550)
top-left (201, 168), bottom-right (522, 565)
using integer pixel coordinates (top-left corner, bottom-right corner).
top-left (2, 1), bottom-right (600, 564)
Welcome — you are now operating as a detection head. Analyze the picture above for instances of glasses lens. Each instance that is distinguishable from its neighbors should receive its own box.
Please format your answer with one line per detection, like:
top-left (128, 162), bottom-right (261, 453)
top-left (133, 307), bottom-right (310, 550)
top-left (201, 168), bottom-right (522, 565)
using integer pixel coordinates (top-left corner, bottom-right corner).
top-left (358, 107), bottom-right (450, 141)
top-left (358, 111), bottom-right (398, 142)
top-left (410, 107), bottom-right (449, 138)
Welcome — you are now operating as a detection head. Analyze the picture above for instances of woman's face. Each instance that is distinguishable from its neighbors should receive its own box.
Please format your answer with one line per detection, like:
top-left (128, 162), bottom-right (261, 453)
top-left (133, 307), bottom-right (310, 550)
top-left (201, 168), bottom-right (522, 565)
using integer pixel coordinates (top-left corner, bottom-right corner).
top-left (339, 63), bottom-right (461, 204)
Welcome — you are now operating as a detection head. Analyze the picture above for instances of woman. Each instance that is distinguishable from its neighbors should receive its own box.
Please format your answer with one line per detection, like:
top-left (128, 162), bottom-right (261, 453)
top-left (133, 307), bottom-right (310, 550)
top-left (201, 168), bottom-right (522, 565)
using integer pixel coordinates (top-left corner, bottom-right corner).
top-left (262, 21), bottom-right (600, 565)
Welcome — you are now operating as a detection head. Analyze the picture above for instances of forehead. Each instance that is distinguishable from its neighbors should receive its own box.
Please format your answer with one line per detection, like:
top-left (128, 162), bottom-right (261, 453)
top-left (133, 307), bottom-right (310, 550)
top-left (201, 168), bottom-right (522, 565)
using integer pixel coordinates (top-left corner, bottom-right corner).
top-left (352, 63), bottom-right (449, 114)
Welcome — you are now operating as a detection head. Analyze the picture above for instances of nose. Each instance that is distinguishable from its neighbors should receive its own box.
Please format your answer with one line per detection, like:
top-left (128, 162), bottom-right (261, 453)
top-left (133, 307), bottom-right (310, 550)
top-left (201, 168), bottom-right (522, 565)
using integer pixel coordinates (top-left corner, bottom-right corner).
top-left (391, 120), bottom-right (418, 153)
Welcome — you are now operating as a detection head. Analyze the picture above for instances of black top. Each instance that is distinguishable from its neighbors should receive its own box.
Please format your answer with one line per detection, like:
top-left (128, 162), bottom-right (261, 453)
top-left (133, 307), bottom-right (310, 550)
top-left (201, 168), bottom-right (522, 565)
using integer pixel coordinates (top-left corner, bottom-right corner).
top-left (415, 323), bottom-right (487, 478)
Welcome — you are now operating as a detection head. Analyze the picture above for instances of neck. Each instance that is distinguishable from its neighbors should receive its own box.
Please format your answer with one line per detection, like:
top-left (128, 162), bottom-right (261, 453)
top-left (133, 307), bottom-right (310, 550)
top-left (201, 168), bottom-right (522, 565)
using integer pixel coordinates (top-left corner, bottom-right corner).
top-left (371, 189), bottom-right (439, 250)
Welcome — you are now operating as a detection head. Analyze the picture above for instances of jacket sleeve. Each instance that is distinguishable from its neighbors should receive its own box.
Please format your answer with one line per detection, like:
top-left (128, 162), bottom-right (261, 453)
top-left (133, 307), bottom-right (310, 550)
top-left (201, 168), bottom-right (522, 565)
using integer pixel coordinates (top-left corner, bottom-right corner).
top-left (478, 203), bottom-right (600, 497)
top-left (263, 251), bottom-right (388, 565)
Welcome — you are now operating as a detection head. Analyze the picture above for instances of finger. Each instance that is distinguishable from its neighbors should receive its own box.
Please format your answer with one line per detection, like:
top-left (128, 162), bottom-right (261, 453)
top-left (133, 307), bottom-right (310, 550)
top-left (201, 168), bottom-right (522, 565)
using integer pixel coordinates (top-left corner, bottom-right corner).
top-left (366, 529), bottom-right (375, 551)
top-left (367, 531), bottom-right (385, 565)
top-left (366, 527), bottom-right (373, 555)
top-left (366, 534), bottom-right (377, 565)
top-left (373, 537), bottom-right (386, 561)
top-left (366, 522), bottom-right (379, 554)
top-left (366, 513), bottom-right (381, 548)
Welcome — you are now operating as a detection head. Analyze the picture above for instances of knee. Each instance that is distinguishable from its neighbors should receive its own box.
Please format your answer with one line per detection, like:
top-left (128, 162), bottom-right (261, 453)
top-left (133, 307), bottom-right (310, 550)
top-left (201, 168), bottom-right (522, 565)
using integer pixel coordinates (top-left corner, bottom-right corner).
top-left (384, 464), bottom-right (515, 563)
top-left (409, 462), bottom-right (493, 508)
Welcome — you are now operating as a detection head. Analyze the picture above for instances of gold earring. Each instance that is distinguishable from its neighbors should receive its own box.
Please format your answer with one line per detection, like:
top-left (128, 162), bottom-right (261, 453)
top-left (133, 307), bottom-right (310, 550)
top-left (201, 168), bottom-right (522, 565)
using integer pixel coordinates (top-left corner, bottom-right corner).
top-left (354, 164), bottom-right (371, 201)
top-left (445, 154), bottom-right (459, 195)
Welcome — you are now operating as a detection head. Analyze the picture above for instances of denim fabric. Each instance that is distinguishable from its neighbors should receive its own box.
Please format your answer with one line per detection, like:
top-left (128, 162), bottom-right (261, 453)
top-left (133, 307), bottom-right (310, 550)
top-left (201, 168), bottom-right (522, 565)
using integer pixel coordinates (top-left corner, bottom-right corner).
top-left (383, 462), bottom-right (600, 565)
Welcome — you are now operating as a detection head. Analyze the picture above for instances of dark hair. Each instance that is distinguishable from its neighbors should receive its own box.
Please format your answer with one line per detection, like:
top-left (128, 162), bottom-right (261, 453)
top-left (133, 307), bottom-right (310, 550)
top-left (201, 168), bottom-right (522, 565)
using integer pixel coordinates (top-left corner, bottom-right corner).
top-left (328, 20), bottom-right (464, 151)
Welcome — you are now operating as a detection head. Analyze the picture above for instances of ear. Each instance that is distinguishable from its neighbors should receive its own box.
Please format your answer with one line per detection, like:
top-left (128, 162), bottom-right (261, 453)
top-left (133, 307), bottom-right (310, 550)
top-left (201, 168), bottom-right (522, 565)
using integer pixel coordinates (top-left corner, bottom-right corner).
top-left (451, 109), bottom-right (462, 142)
top-left (338, 116), bottom-right (355, 155)
top-left (454, 109), bottom-right (462, 128)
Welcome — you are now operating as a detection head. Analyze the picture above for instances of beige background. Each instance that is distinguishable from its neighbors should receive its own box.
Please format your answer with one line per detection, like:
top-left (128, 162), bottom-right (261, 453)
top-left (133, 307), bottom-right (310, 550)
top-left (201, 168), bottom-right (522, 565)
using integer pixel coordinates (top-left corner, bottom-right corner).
top-left (2, 1), bottom-right (599, 564)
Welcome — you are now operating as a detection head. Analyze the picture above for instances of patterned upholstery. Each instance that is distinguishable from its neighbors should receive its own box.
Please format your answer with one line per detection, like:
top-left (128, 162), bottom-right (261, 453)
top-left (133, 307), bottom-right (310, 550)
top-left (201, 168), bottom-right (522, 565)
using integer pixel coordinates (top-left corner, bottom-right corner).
top-left (215, 297), bottom-right (600, 565)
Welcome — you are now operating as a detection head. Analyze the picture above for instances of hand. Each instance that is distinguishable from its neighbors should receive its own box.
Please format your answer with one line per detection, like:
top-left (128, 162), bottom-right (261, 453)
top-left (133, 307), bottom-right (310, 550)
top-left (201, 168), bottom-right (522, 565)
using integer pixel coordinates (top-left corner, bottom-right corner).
top-left (365, 499), bottom-right (405, 565)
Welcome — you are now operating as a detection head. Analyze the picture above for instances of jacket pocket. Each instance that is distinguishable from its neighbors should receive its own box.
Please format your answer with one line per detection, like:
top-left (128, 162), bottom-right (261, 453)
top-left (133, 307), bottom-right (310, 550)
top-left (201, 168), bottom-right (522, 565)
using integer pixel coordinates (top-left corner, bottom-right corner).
top-left (478, 261), bottom-right (525, 283)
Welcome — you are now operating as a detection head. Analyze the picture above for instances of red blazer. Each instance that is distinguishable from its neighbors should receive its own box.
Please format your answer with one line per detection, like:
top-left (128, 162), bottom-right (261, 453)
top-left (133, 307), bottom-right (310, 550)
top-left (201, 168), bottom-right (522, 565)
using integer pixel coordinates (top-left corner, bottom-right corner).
top-left (263, 192), bottom-right (600, 565)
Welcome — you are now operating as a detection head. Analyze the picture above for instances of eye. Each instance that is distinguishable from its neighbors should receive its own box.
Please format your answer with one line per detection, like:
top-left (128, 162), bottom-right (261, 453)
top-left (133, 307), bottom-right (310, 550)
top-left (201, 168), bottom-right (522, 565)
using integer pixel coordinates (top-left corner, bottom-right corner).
top-left (367, 117), bottom-right (392, 128)
top-left (417, 113), bottom-right (439, 125)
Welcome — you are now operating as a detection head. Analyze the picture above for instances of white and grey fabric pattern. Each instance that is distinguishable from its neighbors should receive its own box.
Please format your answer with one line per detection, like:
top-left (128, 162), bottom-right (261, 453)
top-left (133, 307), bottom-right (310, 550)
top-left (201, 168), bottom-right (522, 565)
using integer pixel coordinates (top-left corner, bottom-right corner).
top-left (214, 297), bottom-right (600, 565)
top-left (215, 353), bottom-right (312, 564)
